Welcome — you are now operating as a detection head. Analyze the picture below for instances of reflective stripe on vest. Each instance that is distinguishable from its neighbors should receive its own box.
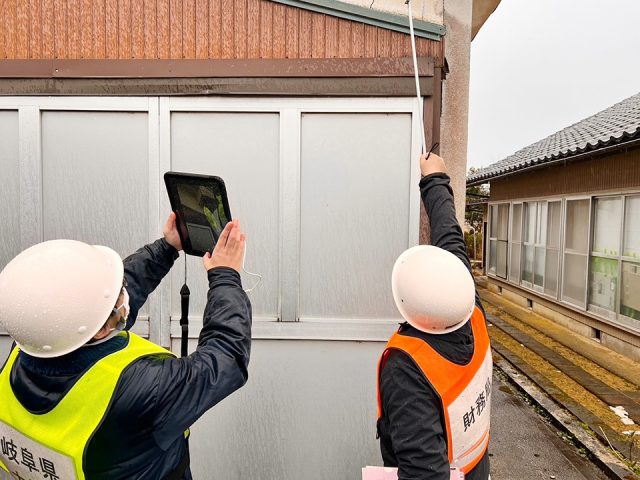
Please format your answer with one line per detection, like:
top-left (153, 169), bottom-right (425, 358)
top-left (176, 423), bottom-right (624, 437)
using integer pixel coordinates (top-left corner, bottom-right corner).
top-left (0, 332), bottom-right (174, 480)
top-left (377, 306), bottom-right (493, 474)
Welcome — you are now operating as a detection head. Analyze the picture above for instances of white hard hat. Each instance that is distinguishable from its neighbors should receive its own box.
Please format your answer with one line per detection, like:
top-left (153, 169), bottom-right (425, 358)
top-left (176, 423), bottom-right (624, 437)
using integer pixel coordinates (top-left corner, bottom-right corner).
top-left (391, 245), bottom-right (475, 334)
top-left (0, 240), bottom-right (124, 358)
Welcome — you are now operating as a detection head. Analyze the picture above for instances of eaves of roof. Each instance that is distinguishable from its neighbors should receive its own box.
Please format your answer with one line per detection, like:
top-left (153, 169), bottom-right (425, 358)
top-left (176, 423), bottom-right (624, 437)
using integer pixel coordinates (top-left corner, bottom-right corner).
top-left (271, 0), bottom-right (446, 40)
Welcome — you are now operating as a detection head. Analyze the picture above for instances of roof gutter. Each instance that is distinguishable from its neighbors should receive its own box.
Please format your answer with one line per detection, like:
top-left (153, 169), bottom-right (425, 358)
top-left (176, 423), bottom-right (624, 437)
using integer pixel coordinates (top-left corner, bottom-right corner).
top-left (270, 0), bottom-right (446, 40)
top-left (466, 137), bottom-right (640, 187)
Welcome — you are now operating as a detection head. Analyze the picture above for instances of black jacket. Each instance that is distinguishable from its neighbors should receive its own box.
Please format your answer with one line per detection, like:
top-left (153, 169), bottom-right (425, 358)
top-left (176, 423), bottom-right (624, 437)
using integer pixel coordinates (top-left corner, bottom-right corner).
top-left (3, 238), bottom-right (252, 479)
top-left (377, 173), bottom-right (490, 480)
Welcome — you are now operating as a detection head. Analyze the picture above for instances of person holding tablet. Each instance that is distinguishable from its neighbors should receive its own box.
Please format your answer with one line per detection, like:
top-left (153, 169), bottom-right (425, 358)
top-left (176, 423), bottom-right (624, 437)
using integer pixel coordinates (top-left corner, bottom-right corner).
top-left (0, 215), bottom-right (251, 480)
top-left (376, 152), bottom-right (492, 480)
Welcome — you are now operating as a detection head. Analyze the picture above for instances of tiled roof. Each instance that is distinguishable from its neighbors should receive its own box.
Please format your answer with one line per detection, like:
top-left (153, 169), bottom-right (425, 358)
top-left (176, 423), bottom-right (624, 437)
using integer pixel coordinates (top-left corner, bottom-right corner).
top-left (467, 92), bottom-right (640, 185)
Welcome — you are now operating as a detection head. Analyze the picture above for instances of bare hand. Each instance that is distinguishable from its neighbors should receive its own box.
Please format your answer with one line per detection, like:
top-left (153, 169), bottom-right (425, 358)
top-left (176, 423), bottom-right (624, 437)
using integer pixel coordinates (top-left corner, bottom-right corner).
top-left (203, 220), bottom-right (246, 273)
top-left (420, 152), bottom-right (447, 177)
top-left (163, 212), bottom-right (183, 251)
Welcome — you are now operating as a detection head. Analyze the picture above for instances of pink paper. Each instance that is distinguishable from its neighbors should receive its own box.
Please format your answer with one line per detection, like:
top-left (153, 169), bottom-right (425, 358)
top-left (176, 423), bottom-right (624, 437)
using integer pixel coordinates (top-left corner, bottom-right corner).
top-left (361, 466), bottom-right (398, 480)
top-left (362, 466), bottom-right (465, 480)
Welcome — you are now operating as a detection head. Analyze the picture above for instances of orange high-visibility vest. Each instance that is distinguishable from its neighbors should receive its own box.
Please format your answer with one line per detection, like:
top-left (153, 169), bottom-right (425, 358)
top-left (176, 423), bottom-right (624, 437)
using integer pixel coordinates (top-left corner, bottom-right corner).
top-left (377, 306), bottom-right (492, 474)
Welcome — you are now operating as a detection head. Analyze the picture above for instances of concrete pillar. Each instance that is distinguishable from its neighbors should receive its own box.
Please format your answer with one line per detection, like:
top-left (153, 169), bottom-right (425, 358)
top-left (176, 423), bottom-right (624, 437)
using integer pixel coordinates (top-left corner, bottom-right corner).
top-left (441, 0), bottom-right (473, 226)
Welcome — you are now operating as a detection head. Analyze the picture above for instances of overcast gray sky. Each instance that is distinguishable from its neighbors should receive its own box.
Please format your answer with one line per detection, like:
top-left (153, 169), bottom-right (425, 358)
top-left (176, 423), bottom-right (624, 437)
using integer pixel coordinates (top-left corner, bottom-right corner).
top-left (467, 0), bottom-right (640, 170)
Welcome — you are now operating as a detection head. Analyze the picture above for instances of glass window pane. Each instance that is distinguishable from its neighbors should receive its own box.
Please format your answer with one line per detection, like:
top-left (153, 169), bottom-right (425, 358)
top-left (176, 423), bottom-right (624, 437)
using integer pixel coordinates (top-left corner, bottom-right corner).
top-left (547, 201), bottom-right (561, 249)
top-left (489, 240), bottom-right (497, 274)
top-left (511, 203), bottom-right (522, 242)
top-left (490, 205), bottom-right (498, 239)
top-left (498, 204), bottom-right (509, 240)
top-left (524, 203), bottom-right (536, 244)
top-left (536, 202), bottom-right (548, 245)
top-left (509, 244), bottom-right (521, 283)
top-left (522, 245), bottom-right (534, 284)
top-left (621, 261), bottom-right (640, 320)
top-left (0, 111), bottom-right (20, 271)
top-left (497, 241), bottom-right (508, 278)
top-left (562, 253), bottom-right (588, 305)
top-left (545, 249), bottom-right (559, 296)
top-left (534, 246), bottom-right (545, 287)
top-left (300, 113), bottom-right (412, 319)
top-left (588, 257), bottom-right (619, 311)
top-left (170, 112), bottom-right (281, 318)
top-left (624, 196), bottom-right (640, 259)
top-left (593, 197), bottom-right (622, 255)
top-left (565, 199), bottom-right (590, 253)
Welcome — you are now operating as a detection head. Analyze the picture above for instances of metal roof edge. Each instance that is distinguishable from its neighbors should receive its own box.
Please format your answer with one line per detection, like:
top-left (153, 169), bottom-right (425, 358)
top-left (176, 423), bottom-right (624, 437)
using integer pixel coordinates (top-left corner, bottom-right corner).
top-left (466, 136), bottom-right (640, 186)
top-left (270, 0), bottom-right (446, 40)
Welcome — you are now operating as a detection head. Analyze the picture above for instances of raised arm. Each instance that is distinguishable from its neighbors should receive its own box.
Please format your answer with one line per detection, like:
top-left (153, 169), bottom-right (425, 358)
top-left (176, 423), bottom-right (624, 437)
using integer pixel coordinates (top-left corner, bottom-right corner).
top-left (148, 220), bottom-right (252, 446)
top-left (419, 154), bottom-right (482, 311)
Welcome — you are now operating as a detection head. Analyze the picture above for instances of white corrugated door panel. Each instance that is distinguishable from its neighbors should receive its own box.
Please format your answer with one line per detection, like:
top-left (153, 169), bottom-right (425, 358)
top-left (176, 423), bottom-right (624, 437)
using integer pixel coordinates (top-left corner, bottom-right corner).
top-left (0, 110), bottom-right (20, 363)
top-left (300, 113), bottom-right (412, 321)
top-left (169, 112), bottom-right (280, 320)
top-left (41, 111), bottom-right (150, 317)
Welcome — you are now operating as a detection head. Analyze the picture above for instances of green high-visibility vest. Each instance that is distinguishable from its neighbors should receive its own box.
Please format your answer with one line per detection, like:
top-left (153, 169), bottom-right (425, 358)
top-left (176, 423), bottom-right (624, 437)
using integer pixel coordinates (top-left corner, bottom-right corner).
top-left (0, 332), bottom-right (176, 480)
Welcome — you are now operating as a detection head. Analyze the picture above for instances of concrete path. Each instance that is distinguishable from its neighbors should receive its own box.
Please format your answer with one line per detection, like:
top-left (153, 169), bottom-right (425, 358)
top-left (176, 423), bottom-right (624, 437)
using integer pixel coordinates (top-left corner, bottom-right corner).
top-left (490, 372), bottom-right (610, 480)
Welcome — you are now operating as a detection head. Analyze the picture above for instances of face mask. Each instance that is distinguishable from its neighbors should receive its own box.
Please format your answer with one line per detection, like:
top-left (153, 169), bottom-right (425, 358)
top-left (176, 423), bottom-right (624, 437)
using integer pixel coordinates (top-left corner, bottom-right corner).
top-left (112, 286), bottom-right (130, 327)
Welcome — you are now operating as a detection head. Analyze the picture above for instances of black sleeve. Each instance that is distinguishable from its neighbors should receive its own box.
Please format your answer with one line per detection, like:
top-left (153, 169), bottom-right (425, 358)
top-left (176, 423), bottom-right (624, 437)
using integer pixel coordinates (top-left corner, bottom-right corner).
top-left (122, 238), bottom-right (180, 329)
top-left (420, 173), bottom-right (483, 311)
top-left (380, 350), bottom-right (450, 480)
top-left (150, 267), bottom-right (252, 449)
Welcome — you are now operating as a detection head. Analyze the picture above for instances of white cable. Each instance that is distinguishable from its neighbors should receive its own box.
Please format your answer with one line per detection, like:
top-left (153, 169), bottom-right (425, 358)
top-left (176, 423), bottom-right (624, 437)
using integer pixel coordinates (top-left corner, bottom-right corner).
top-left (407, 0), bottom-right (427, 155)
top-left (241, 239), bottom-right (263, 294)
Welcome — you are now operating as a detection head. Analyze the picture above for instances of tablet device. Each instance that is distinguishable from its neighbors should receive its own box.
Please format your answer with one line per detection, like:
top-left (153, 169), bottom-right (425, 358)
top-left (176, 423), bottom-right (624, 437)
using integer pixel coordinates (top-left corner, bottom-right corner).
top-left (164, 172), bottom-right (232, 257)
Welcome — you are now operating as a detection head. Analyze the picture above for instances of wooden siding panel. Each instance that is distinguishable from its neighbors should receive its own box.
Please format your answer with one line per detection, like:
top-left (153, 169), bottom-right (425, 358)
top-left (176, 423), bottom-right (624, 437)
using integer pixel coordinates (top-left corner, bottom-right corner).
top-left (298, 9), bottom-right (312, 59)
top-left (195, 0), bottom-right (209, 59)
top-left (80, 0), bottom-right (93, 58)
top-left (272, 3), bottom-right (286, 58)
top-left (144, 0), bottom-right (158, 58)
top-left (247, 0), bottom-right (260, 59)
top-left (310, 13), bottom-right (325, 58)
top-left (221, 0), bottom-right (234, 59)
top-left (490, 148), bottom-right (640, 201)
top-left (53, 0), bottom-right (68, 59)
top-left (234, 0), bottom-right (247, 59)
top-left (4, 0), bottom-right (17, 58)
top-left (183, 0), bottom-right (196, 58)
top-left (41, 0), bottom-right (55, 59)
top-left (324, 15), bottom-right (338, 58)
top-left (169, 0), bottom-right (182, 58)
top-left (363, 24), bottom-right (377, 58)
top-left (0, 0), bottom-right (444, 63)
top-left (157, 0), bottom-right (170, 58)
top-left (132, 0), bottom-right (145, 58)
top-left (351, 22), bottom-right (364, 58)
top-left (68, 0), bottom-right (81, 59)
top-left (285, 7), bottom-right (299, 59)
top-left (209, 0), bottom-right (222, 58)
top-left (259, 0), bottom-right (273, 59)
top-left (337, 19), bottom-right (351, 58)
top-left (93, 0), bottom-right (106, 58)
top-left (376, 27), bottom-right (391, 58)
top-left (16, 0), bottom-right (29, 58)
top-left (118, 0), bottom-right (131, 59)
top-left (105, 0), bottom-right (118, 58)
top-left (29, 0), bottom-right (43, 58)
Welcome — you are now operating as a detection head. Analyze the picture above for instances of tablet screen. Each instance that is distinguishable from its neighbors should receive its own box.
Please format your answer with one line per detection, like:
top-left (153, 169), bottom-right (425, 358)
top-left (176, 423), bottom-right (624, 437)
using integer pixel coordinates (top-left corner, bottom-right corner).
top-left (165, 173), bottom-right (232, 256)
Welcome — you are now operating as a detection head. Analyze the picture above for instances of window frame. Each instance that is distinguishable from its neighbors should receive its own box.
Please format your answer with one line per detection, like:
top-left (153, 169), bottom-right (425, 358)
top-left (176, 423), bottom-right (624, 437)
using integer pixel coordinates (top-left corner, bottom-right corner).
top-left (487, 201), bottom-right (510, 280)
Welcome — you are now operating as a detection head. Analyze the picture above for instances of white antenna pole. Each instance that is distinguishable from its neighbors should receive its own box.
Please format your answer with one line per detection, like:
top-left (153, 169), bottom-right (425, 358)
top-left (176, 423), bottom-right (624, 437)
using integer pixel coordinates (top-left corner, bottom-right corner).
top-left (406, 0), bottom-right (426, 155)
